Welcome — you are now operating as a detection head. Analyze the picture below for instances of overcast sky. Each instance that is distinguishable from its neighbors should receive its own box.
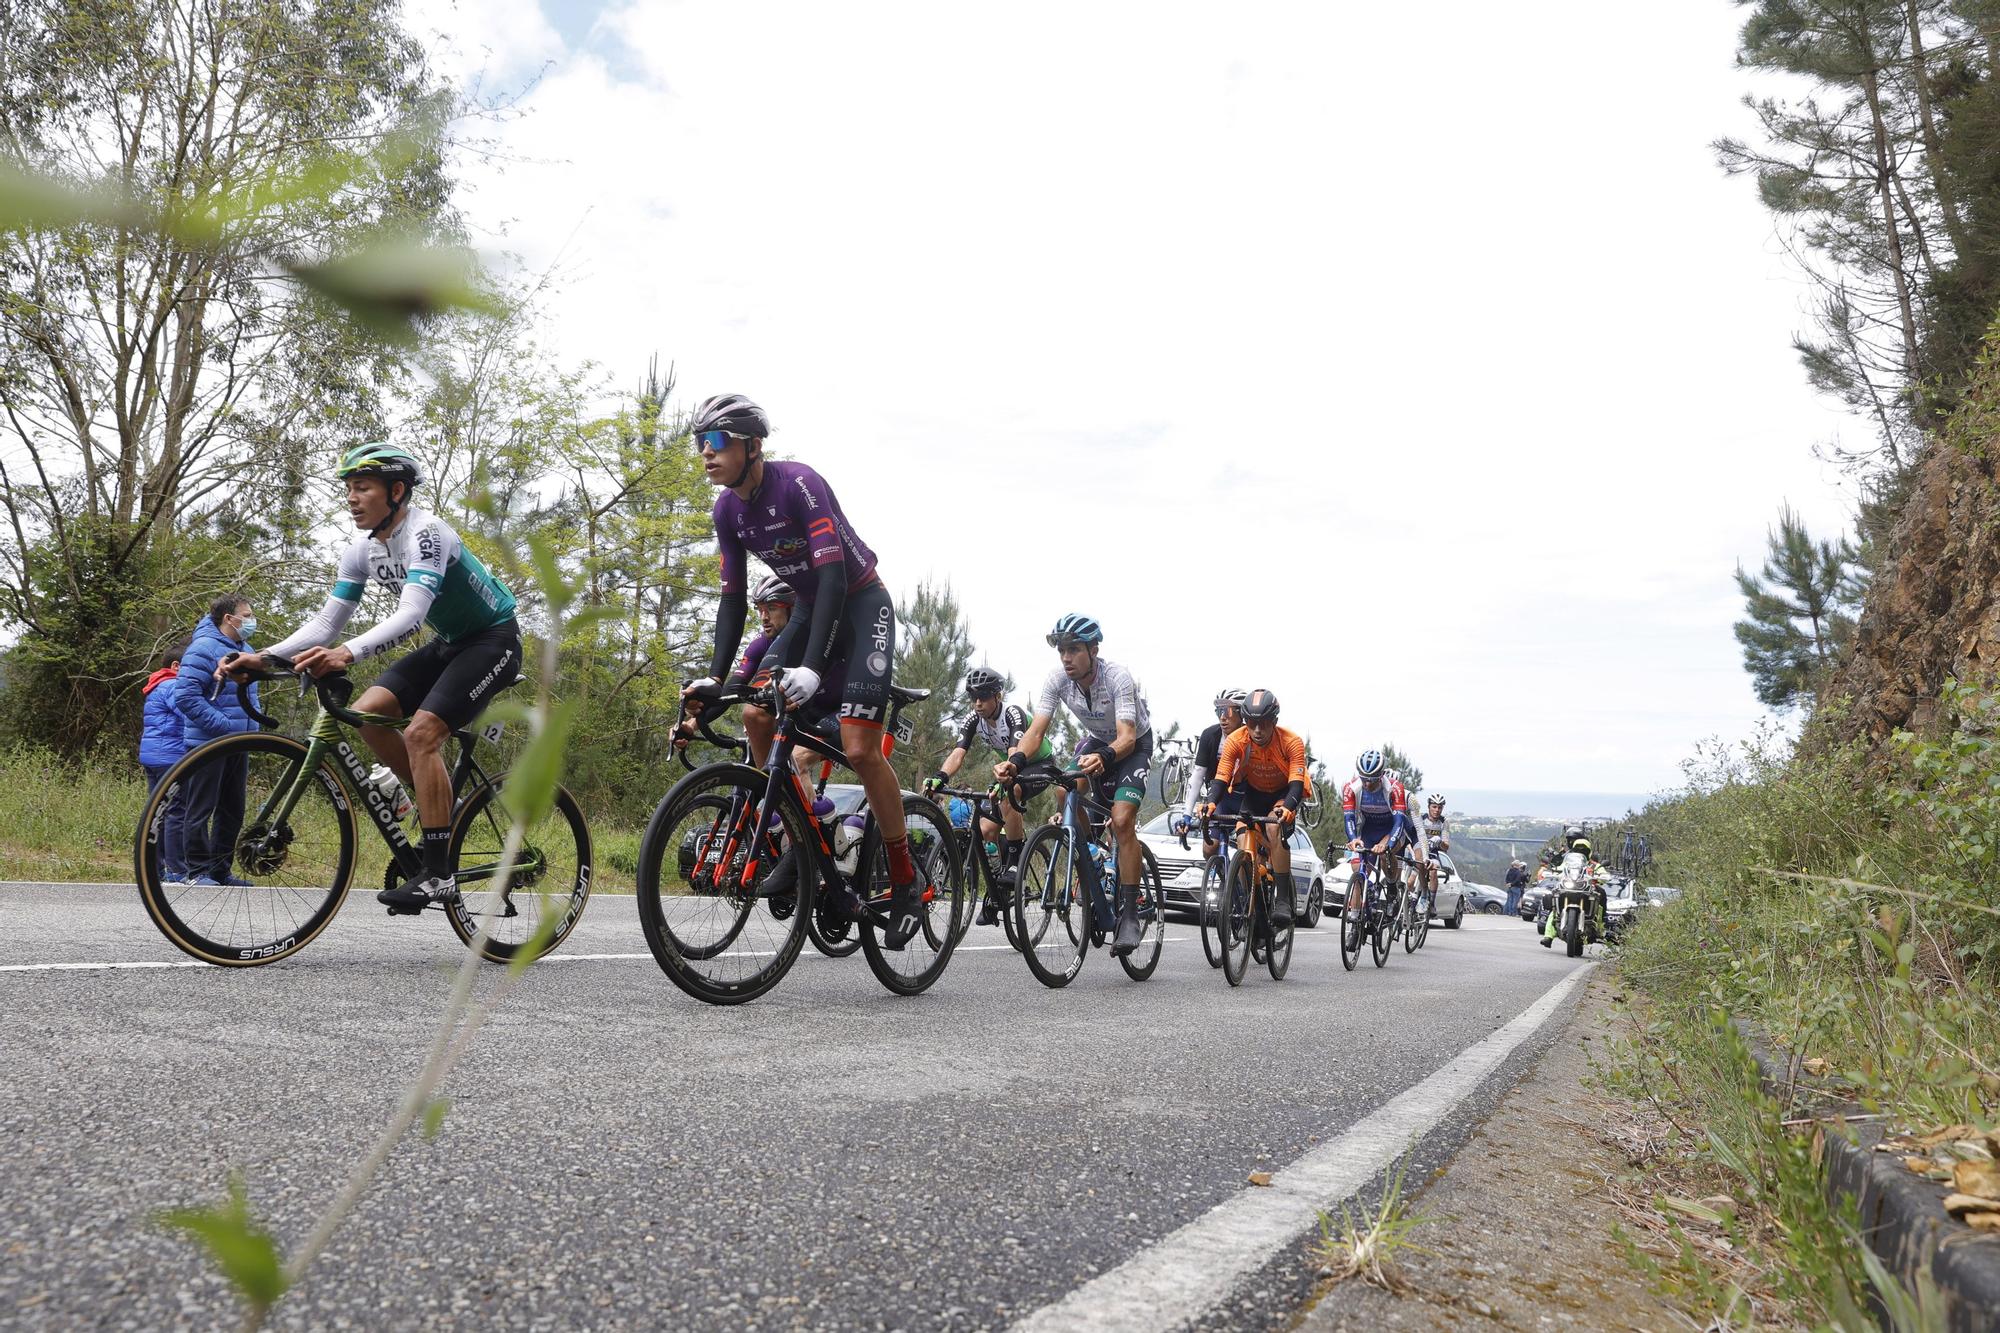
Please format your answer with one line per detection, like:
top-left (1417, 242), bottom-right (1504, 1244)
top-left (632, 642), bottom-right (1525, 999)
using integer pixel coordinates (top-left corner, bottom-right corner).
top-left (403, 0), bottom-right (1858, 797)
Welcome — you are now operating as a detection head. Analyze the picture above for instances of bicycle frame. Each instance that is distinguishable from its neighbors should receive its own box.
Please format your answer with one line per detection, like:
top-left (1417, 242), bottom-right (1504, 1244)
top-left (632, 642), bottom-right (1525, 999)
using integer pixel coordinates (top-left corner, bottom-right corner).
top-left (235, 666), bottom-right (498, 885)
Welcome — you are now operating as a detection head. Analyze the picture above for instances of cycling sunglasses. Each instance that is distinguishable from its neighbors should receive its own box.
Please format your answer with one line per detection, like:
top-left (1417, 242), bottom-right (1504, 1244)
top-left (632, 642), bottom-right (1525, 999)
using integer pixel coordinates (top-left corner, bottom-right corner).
top-left (1046, 634), bottom-right (1092, 649)
top-left (969, 689), bottom-right (1001, 702)
top-left (694, 429), bottom-right (752, 452)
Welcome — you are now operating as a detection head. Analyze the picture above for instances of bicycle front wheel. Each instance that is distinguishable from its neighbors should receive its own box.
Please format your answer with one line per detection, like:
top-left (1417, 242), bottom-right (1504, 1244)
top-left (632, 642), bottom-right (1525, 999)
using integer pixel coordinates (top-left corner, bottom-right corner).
top-left (1338, 878), bottom-right (1365, 972)
top-left (135, 733), bottom-right (357, 966)
top-left (1371, 887), bottom-right (1394, 968)
top-left (1199, 855), bottom-right (1225, 970)
top-left (634, 763), bottom-right (811, 1005)
top-left (445, 777), bottom-right (593, 964)
top-left (858, 795), bottom-right (964, 996)
top-left (1266, 882), bottom-right (1295, 981)
top-left (1409, 886), bottom-right (1432, 952)
top-left (1117, 844), bottom-right (1165, 982)
top-left (1015, 824), bottom-right (1087, 988)
top-left (1217, 853), bottom-right (1253, 987)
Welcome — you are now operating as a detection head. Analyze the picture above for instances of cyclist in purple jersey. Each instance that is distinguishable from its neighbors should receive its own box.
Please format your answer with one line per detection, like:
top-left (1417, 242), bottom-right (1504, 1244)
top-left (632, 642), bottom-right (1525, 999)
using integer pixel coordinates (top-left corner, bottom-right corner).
top-left (680, 394), bottom-right (923, 948)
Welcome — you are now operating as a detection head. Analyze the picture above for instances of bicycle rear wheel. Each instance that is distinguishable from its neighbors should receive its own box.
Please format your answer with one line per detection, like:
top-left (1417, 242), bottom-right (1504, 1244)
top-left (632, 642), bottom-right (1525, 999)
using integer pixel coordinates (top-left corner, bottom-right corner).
top-left (1015, 824), bottom-right (1087, 988)
top-left (445, 777), bottom-right (592, 964)
top-left (634, 763), bottom-right (811, 1005)
top-left (1408, 884), bottom-right (1432, 952)
top-left (1160, 756), bottom-right (1185, 809)
top-left (1217, 853), bottom-right (1253, 987)
top-left (1199, 855), bottom-right (1225, 969)
top-left (1371, 883), bottom-right (1394, 968)
top-left (1117, 845), bottom-right (1165, 981)
top-left (858, 795), bottom-right (964, 996)
top-left (135, 733), bottom-right (357, 966)
top-left (1300, 791), bottom-right (1323, 832)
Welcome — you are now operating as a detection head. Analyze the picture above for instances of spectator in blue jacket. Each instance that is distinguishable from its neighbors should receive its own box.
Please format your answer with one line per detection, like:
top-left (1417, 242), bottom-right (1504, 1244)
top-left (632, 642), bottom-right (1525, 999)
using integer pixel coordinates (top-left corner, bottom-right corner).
top-left (139, 645), bottom-right (189, 883)
top-left (177, 593), bottom-right (259, 886)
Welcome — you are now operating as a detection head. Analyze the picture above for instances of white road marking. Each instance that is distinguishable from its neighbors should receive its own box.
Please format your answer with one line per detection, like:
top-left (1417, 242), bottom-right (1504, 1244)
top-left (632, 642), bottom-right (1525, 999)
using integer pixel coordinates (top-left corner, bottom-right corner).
top-left (0, 936), bottom-right (1207, 973)
top-left (1011, 961), bottom-right (1596, 1333)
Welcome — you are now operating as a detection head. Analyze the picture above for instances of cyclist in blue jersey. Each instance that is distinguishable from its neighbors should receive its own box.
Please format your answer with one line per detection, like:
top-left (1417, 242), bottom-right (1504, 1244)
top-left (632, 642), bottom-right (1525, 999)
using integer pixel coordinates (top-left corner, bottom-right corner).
top-left (226, 443), bottom-right (521, 914)
top-left (678, 394), bottom-right (925, 947)
top-left (1339, 748), bottom-right (1428, 917)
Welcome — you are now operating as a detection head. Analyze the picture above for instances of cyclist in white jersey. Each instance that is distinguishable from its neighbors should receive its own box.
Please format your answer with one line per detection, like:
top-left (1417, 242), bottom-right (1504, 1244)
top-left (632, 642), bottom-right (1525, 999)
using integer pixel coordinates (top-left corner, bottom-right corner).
top-left (923, 666), bottom-right (1052, 922)
top-left (995, 613), bottom-right (1153, 957)
top-left (224, 443), bottom-right (520, 914)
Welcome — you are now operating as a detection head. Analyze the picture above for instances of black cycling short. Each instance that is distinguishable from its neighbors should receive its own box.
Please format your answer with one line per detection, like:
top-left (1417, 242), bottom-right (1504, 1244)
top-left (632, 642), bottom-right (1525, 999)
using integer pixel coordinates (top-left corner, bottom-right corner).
top-left (1237, 786), bottom-right (1286, 820)
top-left (1076, 731), bottom-right (1154, 807)
top-left (765, 579), bottom-right (896, 730)
top-left (376, 619), bottom-right (522, 732)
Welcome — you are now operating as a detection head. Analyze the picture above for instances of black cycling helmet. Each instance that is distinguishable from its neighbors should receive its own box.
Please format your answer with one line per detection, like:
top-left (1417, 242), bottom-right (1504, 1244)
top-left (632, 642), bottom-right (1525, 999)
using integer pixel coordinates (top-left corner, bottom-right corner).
top-left (965, 666), bottom-right (1004, 697)
top-left (691, 393), bottom-right (771, 439)
top-left (750, 574), bottom-right (796, 607)
top-left (693, 394), bottom-right (770, 488)
top-left (1565, 824), bottom-right (1585, 842)
top-left (1241, 688), bottom-right (1279, 723)
top-left (1046, 612), bottom-right (1103, 648)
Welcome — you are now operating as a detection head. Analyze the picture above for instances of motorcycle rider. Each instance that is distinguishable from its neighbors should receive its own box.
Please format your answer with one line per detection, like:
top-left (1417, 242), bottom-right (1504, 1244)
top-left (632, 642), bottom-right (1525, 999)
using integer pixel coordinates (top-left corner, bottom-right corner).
top-left (1540, 832), bottom-right (1610, 948)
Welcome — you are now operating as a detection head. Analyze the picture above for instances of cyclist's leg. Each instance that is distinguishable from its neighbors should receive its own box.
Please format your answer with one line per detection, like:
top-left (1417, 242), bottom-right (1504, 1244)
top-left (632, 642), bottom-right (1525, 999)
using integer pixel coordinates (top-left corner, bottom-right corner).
top-left (1090, 733), bottom-right (1152, 954)
top-left (832, 583), bottom-right (922, 942)
top-left (383, 621), bottom-right (522, 903)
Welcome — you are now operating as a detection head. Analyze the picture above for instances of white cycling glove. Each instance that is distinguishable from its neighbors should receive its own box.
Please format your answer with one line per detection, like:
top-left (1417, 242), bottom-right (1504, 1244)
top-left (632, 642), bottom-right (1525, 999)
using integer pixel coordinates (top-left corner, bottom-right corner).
top-left (779, 666), bottom-right (821, 706)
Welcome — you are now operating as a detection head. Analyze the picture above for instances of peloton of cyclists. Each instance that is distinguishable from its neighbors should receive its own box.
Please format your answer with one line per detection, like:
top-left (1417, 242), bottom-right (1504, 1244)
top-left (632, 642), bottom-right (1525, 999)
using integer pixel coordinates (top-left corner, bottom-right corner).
top-left (995, 614), bottom-right (1153, 957)
top-left (924, 666), bottom-right (1051, 925)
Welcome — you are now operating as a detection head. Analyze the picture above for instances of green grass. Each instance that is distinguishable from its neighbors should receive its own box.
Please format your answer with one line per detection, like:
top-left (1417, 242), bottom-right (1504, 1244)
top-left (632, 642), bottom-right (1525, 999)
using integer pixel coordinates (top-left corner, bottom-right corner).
top-left (0, 745), bottom-right (646, 892)
top-left (0, 746), bottom-right (151, 881)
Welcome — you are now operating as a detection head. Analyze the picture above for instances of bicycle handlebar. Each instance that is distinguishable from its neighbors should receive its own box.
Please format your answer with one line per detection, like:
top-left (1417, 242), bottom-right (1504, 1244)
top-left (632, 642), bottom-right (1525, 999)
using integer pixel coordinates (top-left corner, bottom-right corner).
top-left (213, 653), bottom-right (364, 730)
top-left (1175, 809), bottom-right (1290, 852)
top-left (674, 682), bottom-right (759, 770)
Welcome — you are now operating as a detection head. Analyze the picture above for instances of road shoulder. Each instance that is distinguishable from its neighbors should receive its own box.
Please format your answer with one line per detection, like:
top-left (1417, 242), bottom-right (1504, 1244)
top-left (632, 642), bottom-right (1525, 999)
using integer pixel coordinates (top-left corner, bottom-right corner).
top-left (1294, 972), bottom-right (1684, 1331)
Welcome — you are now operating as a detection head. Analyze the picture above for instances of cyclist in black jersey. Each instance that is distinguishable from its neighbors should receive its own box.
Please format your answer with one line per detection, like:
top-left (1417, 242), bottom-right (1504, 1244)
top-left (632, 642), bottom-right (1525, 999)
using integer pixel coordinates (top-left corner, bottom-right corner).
top-left (1183, 688), bottom-right (1247, 859)
top-left (923, 667), bottom-right (1050, 924)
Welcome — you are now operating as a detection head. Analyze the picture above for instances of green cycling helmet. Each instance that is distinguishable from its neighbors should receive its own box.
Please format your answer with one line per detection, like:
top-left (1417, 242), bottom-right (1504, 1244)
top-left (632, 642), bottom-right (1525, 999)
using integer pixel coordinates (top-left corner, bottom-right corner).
top-left (336, 441), bottom-right (424, 534)
top-left (335, 441), bottom-right (425, 489)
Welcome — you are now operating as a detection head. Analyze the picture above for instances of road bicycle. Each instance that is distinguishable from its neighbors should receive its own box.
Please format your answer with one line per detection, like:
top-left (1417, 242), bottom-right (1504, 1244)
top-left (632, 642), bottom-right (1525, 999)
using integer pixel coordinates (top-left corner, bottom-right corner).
top-left (134, 657), bottom-right (592, 966)
top-left (1011, 765), bottom-right (1165, 987)
top-left (1337, 843), bottom-right (1410, 971)
top-left (1199, 811), bottom-right (1295, 986)
top-left (635, 680), bottom-right (962, 1005)
top-left (932, 778), bottom-right (1042, 953)
top-left (1155, 734), bottom-right (1198, 808)
top-left (1176, 812), bottom-right (1229, 971)
top-left (1403, 842), bottom-right (1439, 955)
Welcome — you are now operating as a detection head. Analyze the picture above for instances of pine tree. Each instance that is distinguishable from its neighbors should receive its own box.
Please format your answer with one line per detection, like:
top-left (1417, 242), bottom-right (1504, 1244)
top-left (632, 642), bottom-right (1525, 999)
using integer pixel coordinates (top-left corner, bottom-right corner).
top-left (1733, 506), bottom-right (1862, 709)
top-left (1381, 744), bottom-right (1423, 795)
top-left (891, 580), bottom-right (978, 790)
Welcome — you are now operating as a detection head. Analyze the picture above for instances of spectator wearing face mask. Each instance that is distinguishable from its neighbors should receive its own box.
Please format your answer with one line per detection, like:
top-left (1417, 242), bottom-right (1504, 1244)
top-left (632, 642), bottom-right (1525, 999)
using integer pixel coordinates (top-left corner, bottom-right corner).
top-left (176, 593), bottom-right (260, 886)
top-left (139, 644), bottom-right (190, 884)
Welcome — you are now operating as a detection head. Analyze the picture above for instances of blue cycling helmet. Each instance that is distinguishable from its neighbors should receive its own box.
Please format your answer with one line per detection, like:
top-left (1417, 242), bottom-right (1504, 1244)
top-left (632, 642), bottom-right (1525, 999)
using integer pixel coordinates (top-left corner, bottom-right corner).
top-left (948, 797), bottom-right (973, 829)
top-left (1046, 613), bottom-right (1103, 648)
top-left (1355, 749), bottom-right (1385, 779)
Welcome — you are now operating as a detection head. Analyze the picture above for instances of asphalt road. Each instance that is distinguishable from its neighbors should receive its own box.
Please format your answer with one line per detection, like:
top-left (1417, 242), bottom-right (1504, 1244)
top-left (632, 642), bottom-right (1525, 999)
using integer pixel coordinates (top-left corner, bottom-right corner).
top-left (0, 884), bottom-right (1593, 1331)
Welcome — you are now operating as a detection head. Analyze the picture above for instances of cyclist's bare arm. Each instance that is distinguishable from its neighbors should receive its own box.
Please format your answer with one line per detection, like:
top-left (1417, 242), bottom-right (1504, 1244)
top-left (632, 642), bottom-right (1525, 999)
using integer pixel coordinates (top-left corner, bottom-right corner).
top-left (995, 713), bottom-right (1055, 781)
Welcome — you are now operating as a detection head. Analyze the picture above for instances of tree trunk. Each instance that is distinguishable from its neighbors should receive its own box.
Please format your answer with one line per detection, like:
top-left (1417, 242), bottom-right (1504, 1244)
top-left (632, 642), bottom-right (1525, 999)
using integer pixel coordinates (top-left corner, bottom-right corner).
top-left (1904, 0), bottom-right (1966, 253)
top-left (1860, 60), bottom-right (1926, 397)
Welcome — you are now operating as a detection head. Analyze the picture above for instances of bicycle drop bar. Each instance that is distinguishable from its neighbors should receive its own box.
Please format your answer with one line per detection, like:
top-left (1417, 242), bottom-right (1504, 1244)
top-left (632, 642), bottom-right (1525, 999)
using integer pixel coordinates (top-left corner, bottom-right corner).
top-left (1175, 810), bottom-right (1289, 852)
top-left (212, 652), bottom-right (372, 730)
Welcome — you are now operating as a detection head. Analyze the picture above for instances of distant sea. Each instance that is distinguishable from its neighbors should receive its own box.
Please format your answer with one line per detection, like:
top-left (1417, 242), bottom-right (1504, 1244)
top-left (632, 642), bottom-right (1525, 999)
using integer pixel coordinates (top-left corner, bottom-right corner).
top-left (1452, 789), bottom-right (1659, 820)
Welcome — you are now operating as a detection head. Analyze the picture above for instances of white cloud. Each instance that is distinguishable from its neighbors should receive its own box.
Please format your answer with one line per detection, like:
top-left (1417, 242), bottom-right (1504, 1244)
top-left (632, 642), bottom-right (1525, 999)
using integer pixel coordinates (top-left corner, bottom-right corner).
top-left (425, 0), bottom-right (1864, 795)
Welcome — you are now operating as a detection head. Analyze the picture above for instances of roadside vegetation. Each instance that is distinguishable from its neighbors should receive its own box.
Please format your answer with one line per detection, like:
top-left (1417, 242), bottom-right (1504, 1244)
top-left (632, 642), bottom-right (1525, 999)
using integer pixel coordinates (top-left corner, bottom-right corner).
top-left (1598, 695), bottom-right (2000, 1327)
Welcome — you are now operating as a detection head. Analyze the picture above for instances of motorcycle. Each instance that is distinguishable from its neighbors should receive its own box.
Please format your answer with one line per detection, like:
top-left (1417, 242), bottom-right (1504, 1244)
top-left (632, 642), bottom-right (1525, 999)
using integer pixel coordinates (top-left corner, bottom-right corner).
top-left (1539, 851), bottom-right (1605, 958)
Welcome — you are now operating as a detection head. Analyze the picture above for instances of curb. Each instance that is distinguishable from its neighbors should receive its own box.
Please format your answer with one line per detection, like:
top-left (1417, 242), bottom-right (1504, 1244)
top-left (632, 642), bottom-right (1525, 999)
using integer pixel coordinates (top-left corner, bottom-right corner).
top-left (1735, 1020), bottom-right (2000, 1333)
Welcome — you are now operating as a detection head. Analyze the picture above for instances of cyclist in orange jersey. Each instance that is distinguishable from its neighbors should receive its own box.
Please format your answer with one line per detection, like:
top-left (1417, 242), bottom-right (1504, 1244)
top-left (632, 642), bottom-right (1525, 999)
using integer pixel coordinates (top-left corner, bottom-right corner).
top-left (1191, 688), bottom-right (1310, 925)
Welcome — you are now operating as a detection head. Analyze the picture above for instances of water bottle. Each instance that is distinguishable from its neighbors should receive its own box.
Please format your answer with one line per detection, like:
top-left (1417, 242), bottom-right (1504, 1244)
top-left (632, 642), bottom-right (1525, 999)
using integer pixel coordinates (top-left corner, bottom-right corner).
top-left (832, 816), bottom-right (865, 878)
top-left (365, 763), bottom-right (413, 820)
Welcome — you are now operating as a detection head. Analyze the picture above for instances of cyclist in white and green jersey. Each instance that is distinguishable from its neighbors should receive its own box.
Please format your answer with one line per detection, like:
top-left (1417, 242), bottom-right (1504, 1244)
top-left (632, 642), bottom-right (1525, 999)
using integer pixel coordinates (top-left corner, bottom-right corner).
top-left (224, 443), bottom-right (521, 914)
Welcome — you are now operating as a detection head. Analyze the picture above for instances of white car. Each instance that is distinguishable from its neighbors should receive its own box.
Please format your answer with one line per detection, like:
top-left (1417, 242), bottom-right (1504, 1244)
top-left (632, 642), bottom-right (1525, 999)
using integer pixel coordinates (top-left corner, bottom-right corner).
top-left (1319, 843), bottom-right (1467, 929)
top-left (1138, 811), bottom-right (1332, 927)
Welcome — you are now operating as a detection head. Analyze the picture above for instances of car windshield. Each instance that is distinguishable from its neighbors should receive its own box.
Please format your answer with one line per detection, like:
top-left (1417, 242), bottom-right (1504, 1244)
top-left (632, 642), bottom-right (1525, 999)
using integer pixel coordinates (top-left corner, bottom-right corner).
top-left (1140, 811), bottom-right (1182, 836)
top-left (824, 784), bottom-right (868, 818)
